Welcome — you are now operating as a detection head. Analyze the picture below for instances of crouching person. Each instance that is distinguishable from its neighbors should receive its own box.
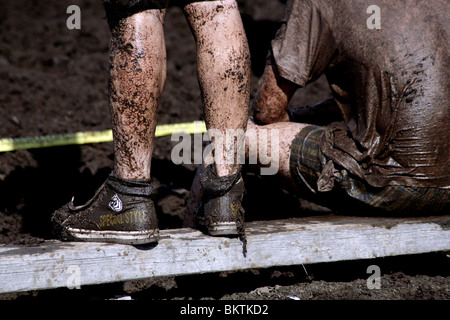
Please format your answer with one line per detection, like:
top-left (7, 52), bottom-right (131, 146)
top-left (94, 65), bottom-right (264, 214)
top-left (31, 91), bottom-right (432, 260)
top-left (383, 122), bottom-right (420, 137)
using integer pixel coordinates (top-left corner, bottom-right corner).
top-left (185, 0), bottom-right (449, 228)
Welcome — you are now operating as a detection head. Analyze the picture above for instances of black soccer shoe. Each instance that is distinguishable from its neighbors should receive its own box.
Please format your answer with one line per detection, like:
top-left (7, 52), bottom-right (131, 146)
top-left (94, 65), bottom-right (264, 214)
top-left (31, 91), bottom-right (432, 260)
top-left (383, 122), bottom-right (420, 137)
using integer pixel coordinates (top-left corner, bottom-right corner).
top-left (52, 175), bottom-right (159, 245)
top-left (198, 165), bottom-right (245, 237)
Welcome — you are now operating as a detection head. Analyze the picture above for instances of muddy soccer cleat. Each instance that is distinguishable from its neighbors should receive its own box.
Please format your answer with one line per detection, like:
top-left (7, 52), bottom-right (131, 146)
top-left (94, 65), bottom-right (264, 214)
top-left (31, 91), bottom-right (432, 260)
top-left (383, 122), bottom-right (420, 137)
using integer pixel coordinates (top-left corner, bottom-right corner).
top-left (198, 165), bottom-right (245, 237)
top-left (51, 175), bottom-right (159, 245)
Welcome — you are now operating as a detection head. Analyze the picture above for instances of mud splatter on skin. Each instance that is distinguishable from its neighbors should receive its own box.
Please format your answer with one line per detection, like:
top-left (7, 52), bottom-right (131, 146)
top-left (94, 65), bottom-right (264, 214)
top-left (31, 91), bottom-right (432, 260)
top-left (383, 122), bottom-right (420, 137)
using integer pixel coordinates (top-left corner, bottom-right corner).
top-left (108, 10), bottom-right (166, 180)
top-left (184, 0), bottom-right (251, 175)
top-left (182, 1), bottom-right (250, 245)
top-left (252, 61), bottom-right (298, 125)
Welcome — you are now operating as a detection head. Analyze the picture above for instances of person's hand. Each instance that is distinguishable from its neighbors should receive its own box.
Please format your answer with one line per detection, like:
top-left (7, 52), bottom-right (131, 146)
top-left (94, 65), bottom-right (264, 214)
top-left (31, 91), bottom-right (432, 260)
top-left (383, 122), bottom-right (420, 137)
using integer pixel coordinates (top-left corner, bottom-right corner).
top-left (251, 61), bottom-right (298, 125)
top-left (252, 103), bottom-right (290, 125)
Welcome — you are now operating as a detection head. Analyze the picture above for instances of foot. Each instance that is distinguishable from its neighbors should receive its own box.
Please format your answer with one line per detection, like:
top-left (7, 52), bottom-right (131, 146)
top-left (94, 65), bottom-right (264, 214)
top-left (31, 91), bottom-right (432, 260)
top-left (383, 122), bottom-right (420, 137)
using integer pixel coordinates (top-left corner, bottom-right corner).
top-left (197, 165), bottom-right (245, 236)
top-left (51, 175), bottom-right (159, 245)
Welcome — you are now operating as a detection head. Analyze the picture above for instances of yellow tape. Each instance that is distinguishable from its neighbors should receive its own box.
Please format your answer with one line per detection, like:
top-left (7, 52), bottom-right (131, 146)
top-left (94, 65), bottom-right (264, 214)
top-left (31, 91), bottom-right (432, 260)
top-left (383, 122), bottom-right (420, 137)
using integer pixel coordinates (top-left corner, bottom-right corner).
top-left (0, 121), bottom-right (206, 152)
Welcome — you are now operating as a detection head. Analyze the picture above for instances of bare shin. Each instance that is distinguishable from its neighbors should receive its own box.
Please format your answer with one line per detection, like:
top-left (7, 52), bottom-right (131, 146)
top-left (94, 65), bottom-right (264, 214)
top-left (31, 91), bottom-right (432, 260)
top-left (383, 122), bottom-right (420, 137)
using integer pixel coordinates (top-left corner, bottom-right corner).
top-left (108, 10), bottom-right (167, 180)
top-left (184, 0), bottom-right (250, 177)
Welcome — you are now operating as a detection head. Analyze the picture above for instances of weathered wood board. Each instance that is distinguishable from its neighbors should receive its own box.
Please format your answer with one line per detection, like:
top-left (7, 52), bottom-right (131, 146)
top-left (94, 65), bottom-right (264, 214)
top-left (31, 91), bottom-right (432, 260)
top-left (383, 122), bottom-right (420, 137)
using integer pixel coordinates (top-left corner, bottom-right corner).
top-left (0, 215), bottom-right (449, 294)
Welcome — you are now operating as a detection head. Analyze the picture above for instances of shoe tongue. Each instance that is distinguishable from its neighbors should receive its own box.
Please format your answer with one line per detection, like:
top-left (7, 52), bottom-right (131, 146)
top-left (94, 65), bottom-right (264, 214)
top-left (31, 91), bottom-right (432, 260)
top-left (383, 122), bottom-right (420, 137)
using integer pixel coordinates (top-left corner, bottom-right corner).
top-left (107, 175), bottom-right (154, 197)
top-left (200, 165), bottom-right (242, 196)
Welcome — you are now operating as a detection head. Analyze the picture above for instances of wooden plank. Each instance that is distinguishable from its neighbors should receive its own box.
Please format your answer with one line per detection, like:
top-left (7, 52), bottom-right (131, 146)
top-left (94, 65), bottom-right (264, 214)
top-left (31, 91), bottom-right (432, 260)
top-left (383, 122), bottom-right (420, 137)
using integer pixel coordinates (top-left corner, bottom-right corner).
top-left (0, 215), bottom-right (449, 294)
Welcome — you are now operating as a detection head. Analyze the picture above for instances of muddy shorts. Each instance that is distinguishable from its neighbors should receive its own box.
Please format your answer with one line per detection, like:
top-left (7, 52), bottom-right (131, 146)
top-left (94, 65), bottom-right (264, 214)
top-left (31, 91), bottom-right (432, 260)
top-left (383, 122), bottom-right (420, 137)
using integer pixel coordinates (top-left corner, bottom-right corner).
top-left (290, 126), bottom-right (450, 216)
top-left (103, 0), bottom-right (219, 25)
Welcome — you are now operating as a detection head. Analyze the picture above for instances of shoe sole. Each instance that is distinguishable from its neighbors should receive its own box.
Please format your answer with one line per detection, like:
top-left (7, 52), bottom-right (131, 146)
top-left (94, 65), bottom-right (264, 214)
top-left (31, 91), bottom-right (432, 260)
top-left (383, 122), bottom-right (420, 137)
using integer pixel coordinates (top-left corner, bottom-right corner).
top-left (66, 227), bottom-right (159, 245)
top-left (207, 222), bottom-right (239, 236)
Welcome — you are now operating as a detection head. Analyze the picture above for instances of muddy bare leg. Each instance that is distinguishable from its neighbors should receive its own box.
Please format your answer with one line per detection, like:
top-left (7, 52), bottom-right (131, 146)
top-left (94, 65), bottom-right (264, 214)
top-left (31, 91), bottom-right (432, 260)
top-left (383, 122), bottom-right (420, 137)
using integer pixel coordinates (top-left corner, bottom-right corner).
top-left (245, 120), bottom-right (308, 181)
top-left (184, 0), bottom-right (250, 176)
top-left (108, 9), bottom-right (166, 180)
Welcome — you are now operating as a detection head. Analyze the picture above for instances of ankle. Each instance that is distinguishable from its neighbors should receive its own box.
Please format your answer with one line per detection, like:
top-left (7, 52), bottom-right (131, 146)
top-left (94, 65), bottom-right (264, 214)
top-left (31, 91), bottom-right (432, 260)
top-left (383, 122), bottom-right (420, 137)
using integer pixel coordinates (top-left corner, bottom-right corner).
top-left (200, 164), bottom-right (242, 197)
top-left (214, 164), bottom-right (240, 177)
top-left (107, 174), bottom-right (153, 197)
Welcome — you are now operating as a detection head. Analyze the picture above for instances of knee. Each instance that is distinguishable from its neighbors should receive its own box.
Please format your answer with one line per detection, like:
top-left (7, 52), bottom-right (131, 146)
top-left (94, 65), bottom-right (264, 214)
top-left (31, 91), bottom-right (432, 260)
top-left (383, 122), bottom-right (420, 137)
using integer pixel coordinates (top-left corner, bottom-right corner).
top-left (104, 0), bottom-right (167, 29)
top-left (183, 0), bottom-right (239, 23)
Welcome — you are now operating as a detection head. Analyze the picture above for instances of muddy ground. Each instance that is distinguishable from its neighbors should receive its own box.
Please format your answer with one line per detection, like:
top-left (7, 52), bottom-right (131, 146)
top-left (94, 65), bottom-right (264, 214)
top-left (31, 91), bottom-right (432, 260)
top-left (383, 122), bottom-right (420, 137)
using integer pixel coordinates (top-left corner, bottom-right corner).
top-left (0, 0), bottom-right (449, 301)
